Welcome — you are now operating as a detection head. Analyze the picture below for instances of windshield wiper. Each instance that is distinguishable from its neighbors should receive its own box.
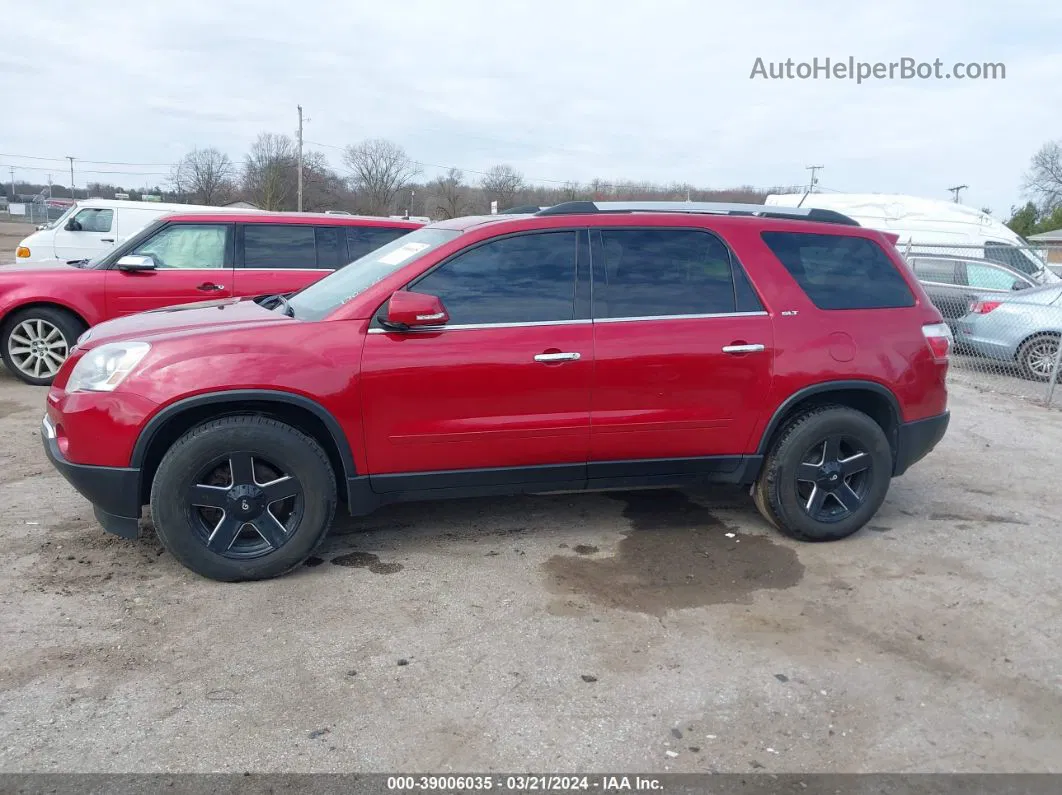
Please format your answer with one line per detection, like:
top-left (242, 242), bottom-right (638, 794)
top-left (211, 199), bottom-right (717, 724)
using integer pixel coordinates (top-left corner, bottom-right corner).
top-left (275, 294), bottom-right (295, 317)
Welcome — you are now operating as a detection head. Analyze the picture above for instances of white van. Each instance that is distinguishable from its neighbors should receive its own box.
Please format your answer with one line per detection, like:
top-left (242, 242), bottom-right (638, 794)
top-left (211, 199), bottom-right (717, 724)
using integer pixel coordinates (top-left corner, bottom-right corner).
top-left (764, 192), bottom-right (1059, 285)
top-left (12, 199), bottom-right (237, 266)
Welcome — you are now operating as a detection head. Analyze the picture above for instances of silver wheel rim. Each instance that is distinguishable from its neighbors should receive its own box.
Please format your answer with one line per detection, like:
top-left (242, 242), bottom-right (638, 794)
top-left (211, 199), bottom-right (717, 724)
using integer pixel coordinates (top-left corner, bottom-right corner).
top-left (8, 319), bottom-right (68, 379)
top-left (1026, 340), bottom-right (1058, 379)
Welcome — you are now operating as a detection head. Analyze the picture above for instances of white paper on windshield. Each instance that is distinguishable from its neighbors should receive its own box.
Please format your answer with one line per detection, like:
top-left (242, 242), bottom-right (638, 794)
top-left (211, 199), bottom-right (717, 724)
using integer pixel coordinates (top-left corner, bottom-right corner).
top-left (377, 242), bottom-right (431, 266)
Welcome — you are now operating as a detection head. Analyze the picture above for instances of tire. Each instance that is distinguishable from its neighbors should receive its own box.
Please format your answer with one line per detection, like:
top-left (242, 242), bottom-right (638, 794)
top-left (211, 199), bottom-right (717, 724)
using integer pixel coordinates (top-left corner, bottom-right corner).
top-left (149, 415), bottom-right (337, 581)
top-left (0, 307), bottom-right (86, 386)
top-left (1017, 334), bottom-right (1060, 382)
top-left (753, 405), bottom-right (892, 542)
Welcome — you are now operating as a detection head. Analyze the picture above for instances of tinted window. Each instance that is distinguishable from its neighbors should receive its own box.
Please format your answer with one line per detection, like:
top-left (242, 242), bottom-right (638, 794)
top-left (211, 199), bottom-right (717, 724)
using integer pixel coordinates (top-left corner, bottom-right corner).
top-left (595, 229), bottom-right (747, 318)
top-left (912, 258), bottom-right (958, 285)
top-left (133, 223), bottom-right (228, 269)
top-left (243, 225), bottom-right (317, 269)
top-left (347, 226), bottom-right (412, 261)
top-left (412, 231), bottom-right (577, 324)
top-left (288, 228), bottom-right (461, 322)
top-left (966, 262), bottom-right (1020, 291)
top-left (315, 227), bottom-right (341, 269)
top-left (761, 232), bottom-right (915, 310)
top-left (72, 208), bottom-right (113, 233)
top-left (984, 242), bottom-right (1036, 275)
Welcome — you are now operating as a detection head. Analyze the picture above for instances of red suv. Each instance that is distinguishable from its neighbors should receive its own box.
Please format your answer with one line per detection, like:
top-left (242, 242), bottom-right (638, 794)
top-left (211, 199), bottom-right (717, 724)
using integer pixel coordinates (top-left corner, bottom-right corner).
top-left (42, 201), bottom-right (951, 581)
top-left (1, 211), bottom-right (421, 385)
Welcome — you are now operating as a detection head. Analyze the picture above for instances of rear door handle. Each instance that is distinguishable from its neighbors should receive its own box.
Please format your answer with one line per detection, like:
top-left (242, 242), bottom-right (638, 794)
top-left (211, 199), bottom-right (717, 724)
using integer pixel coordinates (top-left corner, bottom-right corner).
top-left (722, 343), bottom-right (765, 354)
top-left (534, 352), bottom-right (581, 363)
top-left (197, 282), bottom-right (225, 292)
top-left (100, 238), bottom-right (114, 243)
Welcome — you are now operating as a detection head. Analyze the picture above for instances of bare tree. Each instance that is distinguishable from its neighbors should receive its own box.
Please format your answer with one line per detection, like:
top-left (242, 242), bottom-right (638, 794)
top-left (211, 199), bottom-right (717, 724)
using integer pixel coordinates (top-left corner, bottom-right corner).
top-left (481, 164), bottom-right (525, 210)
top-left (427, 168), bottom-right (470, 219)
top-left (343, 139), bottom-right (419, 215)
top-left (300, 150), bottom-right (356, 212)
top-left (1024, 140), bottom-right (1062, 211)
top-left (561, 181), bottom-right (582, 201)
top-left (243, 133), bottom-right (297, 210)
top-left (171, 148), bottom-right (235, 205)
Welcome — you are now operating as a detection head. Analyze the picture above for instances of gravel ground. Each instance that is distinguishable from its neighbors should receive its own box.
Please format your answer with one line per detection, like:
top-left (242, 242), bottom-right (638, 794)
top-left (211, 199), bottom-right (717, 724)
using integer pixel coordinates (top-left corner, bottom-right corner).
top-left (0, 365), bottom-right (1059, 773)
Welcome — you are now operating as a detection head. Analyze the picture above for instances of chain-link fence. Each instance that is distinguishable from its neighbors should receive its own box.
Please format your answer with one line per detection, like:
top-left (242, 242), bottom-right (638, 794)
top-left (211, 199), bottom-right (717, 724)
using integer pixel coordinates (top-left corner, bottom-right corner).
top-left (0, 197), bottom-right (61, 225)
top-left (898, 243), bottom-right (1062, 407)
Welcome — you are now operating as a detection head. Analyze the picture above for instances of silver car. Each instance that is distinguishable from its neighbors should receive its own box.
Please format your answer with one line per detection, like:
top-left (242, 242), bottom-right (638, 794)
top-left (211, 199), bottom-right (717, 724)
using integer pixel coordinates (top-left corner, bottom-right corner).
top-left (954, 284), bottom-right (1062, 381)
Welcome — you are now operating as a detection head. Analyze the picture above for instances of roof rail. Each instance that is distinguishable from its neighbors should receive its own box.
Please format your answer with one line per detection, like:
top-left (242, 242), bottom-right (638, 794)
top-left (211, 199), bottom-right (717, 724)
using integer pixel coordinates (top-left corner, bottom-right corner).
top-left (498, 204), bottom-right (545, 214)
top-left (535, 200), bottom-right (860, 226)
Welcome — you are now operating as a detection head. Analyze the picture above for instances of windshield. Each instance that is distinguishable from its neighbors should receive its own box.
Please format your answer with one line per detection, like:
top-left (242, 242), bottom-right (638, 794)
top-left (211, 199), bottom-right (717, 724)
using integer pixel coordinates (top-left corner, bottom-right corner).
top-left (984, 241), bottom-right (1060, 283)
top-left (43, 202), bottom-right (79, 230)
top-left (288, 227), bottom-right (461, 321)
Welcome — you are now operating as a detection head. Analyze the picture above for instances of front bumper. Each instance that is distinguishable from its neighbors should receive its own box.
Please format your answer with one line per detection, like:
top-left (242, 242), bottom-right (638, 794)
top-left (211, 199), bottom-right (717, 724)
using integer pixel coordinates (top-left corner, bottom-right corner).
top-left (893, 411), bottom-right (950, 476)
top-left (41, 415), bottom-right (142, 538)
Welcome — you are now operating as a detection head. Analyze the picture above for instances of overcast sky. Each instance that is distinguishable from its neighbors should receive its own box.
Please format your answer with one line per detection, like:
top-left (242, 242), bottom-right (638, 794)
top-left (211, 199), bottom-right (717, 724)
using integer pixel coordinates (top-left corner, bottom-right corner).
top-left (2, 0), bottom-right (1059, 214)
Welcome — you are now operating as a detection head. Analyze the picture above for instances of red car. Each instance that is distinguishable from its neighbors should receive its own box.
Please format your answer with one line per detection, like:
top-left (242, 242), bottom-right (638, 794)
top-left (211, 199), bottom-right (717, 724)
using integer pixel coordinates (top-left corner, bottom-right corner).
top-left (42, 201), bottom-right (951, 581)
top-left (1, 211), bottom-right (421, 385)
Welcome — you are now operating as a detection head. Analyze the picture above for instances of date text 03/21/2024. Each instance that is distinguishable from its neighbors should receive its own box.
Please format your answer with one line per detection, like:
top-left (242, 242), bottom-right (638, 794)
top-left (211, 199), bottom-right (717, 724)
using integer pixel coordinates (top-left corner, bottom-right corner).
top-left (386, 775), bottom-right (664, 791)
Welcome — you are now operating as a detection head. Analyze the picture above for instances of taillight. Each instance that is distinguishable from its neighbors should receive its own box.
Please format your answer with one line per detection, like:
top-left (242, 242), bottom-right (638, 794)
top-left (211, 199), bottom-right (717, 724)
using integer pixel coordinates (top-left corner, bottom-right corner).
top-left (969, 299), bottom-right (1001, 314)
top-left (922, 322), bottom-right (952, 361)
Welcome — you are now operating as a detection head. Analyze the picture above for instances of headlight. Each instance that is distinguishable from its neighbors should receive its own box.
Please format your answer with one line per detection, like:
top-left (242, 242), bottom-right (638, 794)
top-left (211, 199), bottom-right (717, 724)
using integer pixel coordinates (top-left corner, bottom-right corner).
top-left (67, 342), bottom-right (150, 392)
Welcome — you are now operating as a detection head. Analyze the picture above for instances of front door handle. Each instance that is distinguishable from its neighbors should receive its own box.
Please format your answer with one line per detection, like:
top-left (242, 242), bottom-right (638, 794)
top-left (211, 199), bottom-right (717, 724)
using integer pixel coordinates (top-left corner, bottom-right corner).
top-left (534, 351), bottom-right (581, 363)
top-left (722, 343), bottom-right (765, 354)
top-left (101, 238), bottom-right (114, 243)
top-left (197, 282), bottom-right (225, 292)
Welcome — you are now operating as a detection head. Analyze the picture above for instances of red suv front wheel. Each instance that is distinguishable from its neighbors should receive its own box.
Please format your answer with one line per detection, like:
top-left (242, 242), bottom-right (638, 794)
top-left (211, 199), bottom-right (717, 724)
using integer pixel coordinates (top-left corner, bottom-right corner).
top-left (149, 415), bottom-right (337, 581)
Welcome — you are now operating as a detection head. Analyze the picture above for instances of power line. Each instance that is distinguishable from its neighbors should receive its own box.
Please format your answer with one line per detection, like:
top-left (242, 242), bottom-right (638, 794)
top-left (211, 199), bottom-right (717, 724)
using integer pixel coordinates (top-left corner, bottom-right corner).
top-left (0, 152), bottom-right (176, 167)
top-left (3, 162), bottom-right (170, 176)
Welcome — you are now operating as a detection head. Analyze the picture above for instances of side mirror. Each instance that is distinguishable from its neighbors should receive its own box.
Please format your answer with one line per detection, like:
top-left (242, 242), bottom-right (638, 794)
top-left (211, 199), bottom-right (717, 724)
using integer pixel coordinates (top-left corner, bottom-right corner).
top-left (64, 219), bottom-right (82, 231)
top-left (1012, 280), bottom-right (1028, 291)
top-left (116, 254), bottom-right (157, 272)
top-left (382, 291), bottom-right (449, 330)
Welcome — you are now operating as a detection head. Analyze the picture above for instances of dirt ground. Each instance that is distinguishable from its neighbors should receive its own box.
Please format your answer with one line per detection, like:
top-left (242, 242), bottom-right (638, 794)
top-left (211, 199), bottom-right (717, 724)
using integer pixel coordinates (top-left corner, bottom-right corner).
top-left (0, 221), bottom-right (34, 264)
top-left (0, 365), bottom-right (1059, 774)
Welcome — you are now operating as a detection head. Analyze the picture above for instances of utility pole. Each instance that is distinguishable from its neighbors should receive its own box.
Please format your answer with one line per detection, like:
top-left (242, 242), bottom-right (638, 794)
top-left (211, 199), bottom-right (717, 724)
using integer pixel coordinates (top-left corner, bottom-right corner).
top-left (8, 167), bottom-right (14, 201)
top-left (46, 174), bottom-right (52, 199)
top-left (296, 105), bottom-right (304, 212)
top-left (806, 164), bottom-right (824, 193)
top-left (947, 184), bottom-right (968, 203)
top-left (66, 156), bottom-right (76, 199)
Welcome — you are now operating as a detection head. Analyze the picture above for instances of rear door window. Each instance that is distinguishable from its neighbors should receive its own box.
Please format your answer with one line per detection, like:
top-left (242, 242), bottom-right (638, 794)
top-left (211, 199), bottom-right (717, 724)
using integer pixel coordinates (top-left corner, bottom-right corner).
top-left (346, 226), bottom-right (413, 261)
top-left (761, 231), bottom-right (915, 310)
top-left (592, 228), bottom-right (762, 318)
top-left (242, 224), bottom-right (318, 269)
top-left (911, 258), bottom-right (959, 285)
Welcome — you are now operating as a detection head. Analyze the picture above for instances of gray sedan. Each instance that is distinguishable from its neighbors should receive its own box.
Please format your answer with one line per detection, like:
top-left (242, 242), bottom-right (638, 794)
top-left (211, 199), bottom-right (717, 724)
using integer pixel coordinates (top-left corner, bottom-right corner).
top-left (954, 284), bottom-right (1062, 381)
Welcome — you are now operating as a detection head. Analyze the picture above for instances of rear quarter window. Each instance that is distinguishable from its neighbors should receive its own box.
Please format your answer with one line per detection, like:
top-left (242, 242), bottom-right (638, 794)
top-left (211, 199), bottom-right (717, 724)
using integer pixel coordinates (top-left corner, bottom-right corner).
top-left (761, 231), bottom-right (915, 310)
